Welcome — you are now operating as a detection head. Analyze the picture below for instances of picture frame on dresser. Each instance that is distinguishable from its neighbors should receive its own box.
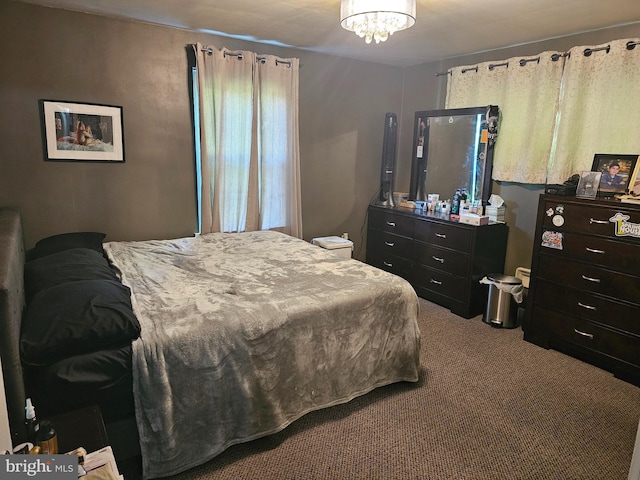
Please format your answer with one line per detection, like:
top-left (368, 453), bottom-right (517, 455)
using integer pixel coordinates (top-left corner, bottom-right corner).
top-left (39, 99), bottom-right (125, 163)
top-left (575, 171), bottom-right (601, 199)
top-left (591, 153), bottom-right (638, 197)
top-left (628, 160), bottom-right (640, 195)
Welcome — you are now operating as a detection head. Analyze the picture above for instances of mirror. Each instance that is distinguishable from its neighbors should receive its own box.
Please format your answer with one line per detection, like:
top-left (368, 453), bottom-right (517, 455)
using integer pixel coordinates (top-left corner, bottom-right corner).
top-left (409, 106), bottom-right (498, 205)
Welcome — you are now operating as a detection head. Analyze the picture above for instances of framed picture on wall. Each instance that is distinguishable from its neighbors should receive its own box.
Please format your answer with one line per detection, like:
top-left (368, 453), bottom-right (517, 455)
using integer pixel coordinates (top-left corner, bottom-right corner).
top-left (40, 99), bottom-right (125, 162)
top-left (591, 153), bottom-right (638, 197)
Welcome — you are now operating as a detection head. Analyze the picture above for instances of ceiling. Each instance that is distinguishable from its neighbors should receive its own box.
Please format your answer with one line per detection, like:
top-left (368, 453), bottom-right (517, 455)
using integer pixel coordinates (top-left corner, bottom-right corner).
top-left (13, 0), bottom-right (640, 66)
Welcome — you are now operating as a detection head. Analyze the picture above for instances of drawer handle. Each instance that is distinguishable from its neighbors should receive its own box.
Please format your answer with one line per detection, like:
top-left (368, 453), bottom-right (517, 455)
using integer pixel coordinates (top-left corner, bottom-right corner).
top-left (581, 274), bottom-right (601, 283)
top-left (585, 247), bottom-right (605, 254)
top-left (435, 233), bottom-right (447, 239)
top-left (430, 279), bottom-right (442, 285)
top-left (589, 218), bottom-right (608, 224)
top-left (432, 256), bottom-right (444, 263)
top-left (574, 328), bottom-right (594, 340)
top-left (384, 241), bottom-right (395, 247)
top-left (577, 302), bottom-right (597, 311)
top-left (383, 261), bottom-right (393, 267)
top-left (386, 221), bottom-right (396, 227)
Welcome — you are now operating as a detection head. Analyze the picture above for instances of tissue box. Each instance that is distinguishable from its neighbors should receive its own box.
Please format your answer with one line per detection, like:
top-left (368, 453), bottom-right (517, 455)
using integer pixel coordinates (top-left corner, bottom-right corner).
top-left (485, 205), bottom-right (505, 215)
top-left (486, 206), bottom-right (505, 220)
top-left (459, 213), bottom-right (489, 226)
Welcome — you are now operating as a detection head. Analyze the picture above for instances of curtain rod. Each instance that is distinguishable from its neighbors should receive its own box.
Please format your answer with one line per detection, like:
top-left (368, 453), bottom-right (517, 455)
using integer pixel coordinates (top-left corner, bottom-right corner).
top-left (488, 61), bottom-right (509, 71)
top-left (583, 45), bottom-right (610, 56)
top-left (519, 56), bottom-right (540, 66)
top-left (435, 39), bottom-right (639, 77)
top-left (443, 52), bottom-right (568, 76)
top-left (199, 47), bottom-right (293, 67)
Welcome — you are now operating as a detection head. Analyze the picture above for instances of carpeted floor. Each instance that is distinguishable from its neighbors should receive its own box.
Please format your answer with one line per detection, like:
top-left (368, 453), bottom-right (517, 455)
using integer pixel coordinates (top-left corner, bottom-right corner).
top-left (166, 298), bottom-right (640, 480)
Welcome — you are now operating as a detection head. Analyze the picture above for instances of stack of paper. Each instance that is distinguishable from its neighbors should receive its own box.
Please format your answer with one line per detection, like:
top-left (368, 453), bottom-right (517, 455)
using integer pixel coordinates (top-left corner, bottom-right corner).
top-left (84, 446), bottom-right (122, 480)
top-left (619, 194), bottom-right (640, 204)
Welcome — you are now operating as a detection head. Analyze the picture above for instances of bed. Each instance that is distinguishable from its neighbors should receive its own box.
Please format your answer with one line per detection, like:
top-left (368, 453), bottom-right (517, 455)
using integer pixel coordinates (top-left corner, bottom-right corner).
top-left (0, 207), bottom-right (421, 478)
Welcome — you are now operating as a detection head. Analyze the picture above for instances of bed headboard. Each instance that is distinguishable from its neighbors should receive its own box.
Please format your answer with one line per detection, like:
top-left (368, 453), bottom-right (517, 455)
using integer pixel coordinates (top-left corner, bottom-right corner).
top-left (0, 208), bottom-right (26, 445)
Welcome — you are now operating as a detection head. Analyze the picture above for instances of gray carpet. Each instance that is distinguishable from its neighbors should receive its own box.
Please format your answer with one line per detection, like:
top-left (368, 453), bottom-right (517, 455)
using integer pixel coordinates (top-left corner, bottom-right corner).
top-left (168, 298), bottom-right (640, 480)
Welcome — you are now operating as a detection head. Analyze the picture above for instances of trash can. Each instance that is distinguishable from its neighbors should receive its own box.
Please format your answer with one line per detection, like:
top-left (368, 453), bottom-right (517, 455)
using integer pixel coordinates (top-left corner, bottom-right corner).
top-left (311, 236), bottom-right (353, 258)
top-left (481, 274), bottom-right (523, 328)
top-left (514, 267), bottom-right (531, 326)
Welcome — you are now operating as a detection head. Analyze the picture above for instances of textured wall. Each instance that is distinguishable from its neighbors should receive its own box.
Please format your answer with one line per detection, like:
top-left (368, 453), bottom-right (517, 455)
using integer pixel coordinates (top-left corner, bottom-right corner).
top-left (0, 0), bottom-right (403, 258)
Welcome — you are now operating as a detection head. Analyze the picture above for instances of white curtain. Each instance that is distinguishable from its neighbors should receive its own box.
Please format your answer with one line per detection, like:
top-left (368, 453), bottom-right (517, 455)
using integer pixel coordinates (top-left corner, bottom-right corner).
top-left (193, 43), bottom-right (302, 237)
top-left (547, 39), bottom-right (640, 184)
top-left (446, 38), bottom-right (640, 186)
top-left (446, 52), bottom-right (565, 184)
top-left (255, 56), bottom-right (302, 236)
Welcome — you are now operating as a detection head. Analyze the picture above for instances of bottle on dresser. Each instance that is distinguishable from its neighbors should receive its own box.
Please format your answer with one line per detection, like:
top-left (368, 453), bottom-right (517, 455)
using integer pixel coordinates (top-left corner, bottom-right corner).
top-left (25, 398), bottom-right (39, 445)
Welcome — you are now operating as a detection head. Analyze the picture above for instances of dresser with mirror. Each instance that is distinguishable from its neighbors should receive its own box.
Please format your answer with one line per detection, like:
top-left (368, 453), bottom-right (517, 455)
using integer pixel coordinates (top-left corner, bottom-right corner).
top-left (366, 106), bottom-right (508, 318)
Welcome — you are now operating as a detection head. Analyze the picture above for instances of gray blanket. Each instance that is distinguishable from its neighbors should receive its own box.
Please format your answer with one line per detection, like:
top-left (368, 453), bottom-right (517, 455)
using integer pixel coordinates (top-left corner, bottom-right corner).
top-left (104, 231), bottom-right (421, 478)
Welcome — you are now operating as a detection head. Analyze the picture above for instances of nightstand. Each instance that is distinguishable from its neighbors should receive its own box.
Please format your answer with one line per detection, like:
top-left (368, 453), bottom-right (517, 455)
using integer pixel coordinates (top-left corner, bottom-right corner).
top-left (46, 405), bottom-right (108, 453)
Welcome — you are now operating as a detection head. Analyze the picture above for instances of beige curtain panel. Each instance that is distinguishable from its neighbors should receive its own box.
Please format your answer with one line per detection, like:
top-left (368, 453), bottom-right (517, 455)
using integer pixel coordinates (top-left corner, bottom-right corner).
top-left (446, 52), bottom-right (564, 184)
top-left (446, 38), bottom-right (640, 186)
top-left (193, 43), bottom-right (302, 238)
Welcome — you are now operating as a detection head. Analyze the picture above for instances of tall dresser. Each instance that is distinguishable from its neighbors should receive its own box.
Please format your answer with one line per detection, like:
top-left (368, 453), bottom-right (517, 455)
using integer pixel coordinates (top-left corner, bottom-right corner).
top-left (524, 194), bottom-right (640, 385)
top-left (366, 204), bottom-right (508, 319)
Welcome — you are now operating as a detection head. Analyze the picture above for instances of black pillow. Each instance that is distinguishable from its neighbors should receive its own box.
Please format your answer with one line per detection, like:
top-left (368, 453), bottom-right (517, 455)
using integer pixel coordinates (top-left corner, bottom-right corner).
top-left (37, 345), bottom-right (132, 389)
top-left (28, 232), bottom-right (106, 262)
top-left (20, 279), bottom-right (141, 367)
top-left (24, 248), bottom-right (118, 303)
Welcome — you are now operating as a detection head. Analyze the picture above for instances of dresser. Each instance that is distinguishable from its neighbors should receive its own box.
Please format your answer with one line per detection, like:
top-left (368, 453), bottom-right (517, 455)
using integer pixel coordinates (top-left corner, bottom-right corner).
top-left (366, 204), bottom-right (508, 319)
top-left (524, 194), bottom-right (640, 385)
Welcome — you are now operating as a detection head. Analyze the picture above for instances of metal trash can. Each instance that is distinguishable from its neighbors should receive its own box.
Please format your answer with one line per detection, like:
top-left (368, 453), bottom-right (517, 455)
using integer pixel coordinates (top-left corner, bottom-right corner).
top-left (483, 274), bottom-right (522, 328)
top-left (515, 267), bottom-right (531, 326)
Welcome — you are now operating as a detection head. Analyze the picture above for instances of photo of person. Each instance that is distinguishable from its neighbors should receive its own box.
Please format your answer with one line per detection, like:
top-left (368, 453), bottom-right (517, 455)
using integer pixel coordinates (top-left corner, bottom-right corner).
top-left (576, 171), bottom-right (601, 199)
top-left (591, 154), bottom-right (639, 197)
top-left (600, 161), bottom-right (624, 189)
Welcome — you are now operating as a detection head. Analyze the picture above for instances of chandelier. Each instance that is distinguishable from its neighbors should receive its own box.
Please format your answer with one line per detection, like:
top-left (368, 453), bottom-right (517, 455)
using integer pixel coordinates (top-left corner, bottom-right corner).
top-left (340, 0), bottom-right (416, 44)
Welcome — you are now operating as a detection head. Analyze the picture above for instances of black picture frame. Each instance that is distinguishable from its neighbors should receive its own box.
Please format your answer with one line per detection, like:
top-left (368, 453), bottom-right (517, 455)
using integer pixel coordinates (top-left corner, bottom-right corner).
top-left (40, 99), bottom-right (125, 162)
top-left (591, 153), bottom-right (638, 197)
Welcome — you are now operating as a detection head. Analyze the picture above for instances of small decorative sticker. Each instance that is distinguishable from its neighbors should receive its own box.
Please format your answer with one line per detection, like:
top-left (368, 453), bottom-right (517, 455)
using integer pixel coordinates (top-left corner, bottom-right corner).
top-left (552, 215), bottom-right (565, 227)
top-left (555, 205), bottom-right (564, 214)
top-left (546, 208), bottom-right (554, 217)
top-left (541, 230), bottom-right (564, 250)
top-left (609, 212), bottom-right (640, 238)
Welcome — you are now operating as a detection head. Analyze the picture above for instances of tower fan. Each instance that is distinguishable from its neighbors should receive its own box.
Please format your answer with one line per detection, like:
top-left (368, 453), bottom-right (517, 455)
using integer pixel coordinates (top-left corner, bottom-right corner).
top-left (375, 112), bottom-right (398, 206)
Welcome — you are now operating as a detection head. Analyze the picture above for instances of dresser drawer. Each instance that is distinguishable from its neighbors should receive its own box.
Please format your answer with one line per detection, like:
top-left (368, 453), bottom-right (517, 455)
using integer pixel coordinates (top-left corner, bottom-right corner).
top-left (367, 252), bottom-right (412, 279)
top-left (534, 279), bottom-right (640, 335)
top-left (534, 305), bottom-right (640, 367)
top-left (368, 208), bottom-right (413, 238)
top-left (537, 253), bottom-right (640, 302)
top-left (412, 264), bottom-right (466, 302)
top-left (414, 220), bottom-right (471, 252)
top-left (367, 231), bottom-right (413, 260)
top-left (542, 199), bottom-right (640, 240)
top-left (366, 204), bottom-right (508, 320)
top-left (413, 242), bottom-right (469, 277)
top-left (539, 230), bottom-right (640, 275)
